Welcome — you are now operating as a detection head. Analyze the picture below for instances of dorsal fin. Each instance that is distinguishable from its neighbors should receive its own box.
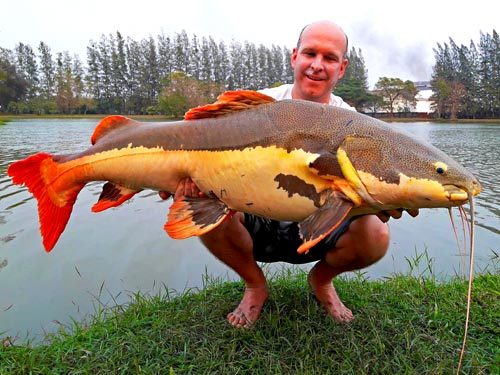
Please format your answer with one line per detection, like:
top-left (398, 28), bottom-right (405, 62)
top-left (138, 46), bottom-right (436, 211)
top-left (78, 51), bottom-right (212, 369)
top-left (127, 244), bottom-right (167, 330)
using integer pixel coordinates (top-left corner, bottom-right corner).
top-left (184, 90), bottom-right (276, 120)
top-left (91, 115), bottom-right (139, 145)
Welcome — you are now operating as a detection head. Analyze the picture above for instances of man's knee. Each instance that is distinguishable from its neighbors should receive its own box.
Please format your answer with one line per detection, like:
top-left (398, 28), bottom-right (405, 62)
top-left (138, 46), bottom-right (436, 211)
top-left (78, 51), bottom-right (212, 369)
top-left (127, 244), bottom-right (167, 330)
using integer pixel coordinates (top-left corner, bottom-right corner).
top-left (200, 212), bottom-right (251, 251)
top-left (354, 215), bottom-right (390, 264)
top-left (325, 215), bottom-right (390, 269)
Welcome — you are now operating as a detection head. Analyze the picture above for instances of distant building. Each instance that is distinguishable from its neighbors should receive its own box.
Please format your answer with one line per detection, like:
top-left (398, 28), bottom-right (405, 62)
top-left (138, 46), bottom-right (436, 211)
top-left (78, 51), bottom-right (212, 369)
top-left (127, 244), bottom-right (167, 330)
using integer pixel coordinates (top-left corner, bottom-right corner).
top-left (367, 80), bottom-right (435, 118)
top-left (413, 81), bottom-right (434, 116)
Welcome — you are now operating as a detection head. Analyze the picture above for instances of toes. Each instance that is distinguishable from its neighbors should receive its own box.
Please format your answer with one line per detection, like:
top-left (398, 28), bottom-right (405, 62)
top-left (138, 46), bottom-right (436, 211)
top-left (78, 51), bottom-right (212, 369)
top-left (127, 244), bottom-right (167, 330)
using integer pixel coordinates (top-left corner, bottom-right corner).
top-left (340, 309), bottom-right (354, 322)
top-left (227, 309), bottom-right (251, 328)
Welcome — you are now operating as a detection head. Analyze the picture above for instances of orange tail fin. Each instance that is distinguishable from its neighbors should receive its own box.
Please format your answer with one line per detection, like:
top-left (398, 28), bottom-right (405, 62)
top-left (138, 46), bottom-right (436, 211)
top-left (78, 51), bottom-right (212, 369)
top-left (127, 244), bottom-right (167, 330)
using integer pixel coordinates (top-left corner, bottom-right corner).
top-left (7, 153), bottom-right (83, 252)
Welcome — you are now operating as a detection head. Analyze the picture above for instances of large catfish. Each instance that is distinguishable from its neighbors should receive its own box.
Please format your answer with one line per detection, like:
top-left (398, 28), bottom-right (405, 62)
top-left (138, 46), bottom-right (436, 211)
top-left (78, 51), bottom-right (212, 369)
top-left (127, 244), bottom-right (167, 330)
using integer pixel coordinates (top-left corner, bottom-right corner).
top-left (8, 90), bottom-right (481, 253)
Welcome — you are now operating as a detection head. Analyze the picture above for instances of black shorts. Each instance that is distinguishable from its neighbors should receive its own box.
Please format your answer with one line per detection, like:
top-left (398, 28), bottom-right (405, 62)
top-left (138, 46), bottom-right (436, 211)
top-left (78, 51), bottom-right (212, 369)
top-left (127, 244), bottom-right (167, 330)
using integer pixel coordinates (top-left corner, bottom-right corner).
top-left (244, 214), bottom-right (357, 264)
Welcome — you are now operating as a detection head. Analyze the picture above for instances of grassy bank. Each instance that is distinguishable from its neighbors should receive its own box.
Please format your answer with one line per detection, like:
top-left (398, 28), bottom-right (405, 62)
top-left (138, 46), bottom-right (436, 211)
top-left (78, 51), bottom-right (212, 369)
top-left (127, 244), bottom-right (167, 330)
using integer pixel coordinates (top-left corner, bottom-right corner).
top-left (1, 271), bottom-right (498, 375)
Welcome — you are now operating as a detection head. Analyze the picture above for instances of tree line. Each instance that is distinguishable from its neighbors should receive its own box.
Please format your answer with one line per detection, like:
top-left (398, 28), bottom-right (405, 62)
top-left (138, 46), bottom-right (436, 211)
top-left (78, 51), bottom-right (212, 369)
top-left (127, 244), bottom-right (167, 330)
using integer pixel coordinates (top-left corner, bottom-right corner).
top-left (1, 31), bottom-right (294, 116)
top-left (431, 30), bottom-right (499, 119)
top-left (0, 29), bottom-right (498, 118)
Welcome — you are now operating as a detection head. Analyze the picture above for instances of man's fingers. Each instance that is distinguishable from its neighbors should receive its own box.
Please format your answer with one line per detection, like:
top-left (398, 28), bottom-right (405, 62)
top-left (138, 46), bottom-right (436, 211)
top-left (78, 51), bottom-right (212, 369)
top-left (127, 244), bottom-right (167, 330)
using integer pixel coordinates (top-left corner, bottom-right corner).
top-left (159, 191), bottom-right (171, 200)
top-left (406, 209), bottom-right (419, 217)
top-left (376, 211), bottom-right (391, 223)
top-left (160, 177), bottom-right (208, 201)
top-left (386, 209), bottom-right (403, 219)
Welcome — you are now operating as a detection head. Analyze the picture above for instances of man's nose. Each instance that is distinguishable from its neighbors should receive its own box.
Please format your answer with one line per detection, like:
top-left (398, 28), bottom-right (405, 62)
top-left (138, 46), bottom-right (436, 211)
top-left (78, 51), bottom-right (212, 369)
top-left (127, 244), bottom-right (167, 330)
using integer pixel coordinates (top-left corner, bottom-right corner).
top-left (310, 56), bottom-right (324, 70)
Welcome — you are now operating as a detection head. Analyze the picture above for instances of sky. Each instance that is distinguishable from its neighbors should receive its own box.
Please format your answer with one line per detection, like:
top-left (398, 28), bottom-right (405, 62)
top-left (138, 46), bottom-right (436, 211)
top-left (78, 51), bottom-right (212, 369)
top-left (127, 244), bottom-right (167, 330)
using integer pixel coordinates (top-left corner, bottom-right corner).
top-left (1, 0), bottom-right (498, 88)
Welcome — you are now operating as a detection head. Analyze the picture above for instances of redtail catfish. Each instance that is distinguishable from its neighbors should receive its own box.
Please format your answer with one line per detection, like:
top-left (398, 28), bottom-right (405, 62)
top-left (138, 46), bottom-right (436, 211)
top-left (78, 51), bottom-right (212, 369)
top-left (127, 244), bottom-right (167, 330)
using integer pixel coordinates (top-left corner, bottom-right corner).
top-left (7, 90), bottom-right (482, 373)
top-left (8, 91), bottom-right (481, 252)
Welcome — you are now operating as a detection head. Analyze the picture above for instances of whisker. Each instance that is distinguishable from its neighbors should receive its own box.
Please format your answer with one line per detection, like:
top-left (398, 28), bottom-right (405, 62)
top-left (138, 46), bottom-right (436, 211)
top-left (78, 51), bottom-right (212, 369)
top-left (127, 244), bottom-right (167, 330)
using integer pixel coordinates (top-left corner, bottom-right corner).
top-left (456, 194), bottom-right (475, 375)
top-left (449, 207), bottom-right (466, 275)
top-left (449, 207), bottom-right (459, 248)
top-left (459, 205), bottom-right (471, 243)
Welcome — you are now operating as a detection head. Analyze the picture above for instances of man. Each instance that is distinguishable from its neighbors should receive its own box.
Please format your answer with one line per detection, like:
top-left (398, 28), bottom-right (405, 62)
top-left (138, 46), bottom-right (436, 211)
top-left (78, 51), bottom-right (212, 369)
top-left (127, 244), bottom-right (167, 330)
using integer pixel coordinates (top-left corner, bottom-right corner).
top-left (162, 20), bottom-right (416, 328)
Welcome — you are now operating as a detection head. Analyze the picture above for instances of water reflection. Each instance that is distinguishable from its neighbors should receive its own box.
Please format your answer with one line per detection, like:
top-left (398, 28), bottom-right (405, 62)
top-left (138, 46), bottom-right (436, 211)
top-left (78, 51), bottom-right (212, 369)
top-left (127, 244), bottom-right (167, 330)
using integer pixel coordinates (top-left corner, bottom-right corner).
top-left (0, 119), bottom-right (499, 343)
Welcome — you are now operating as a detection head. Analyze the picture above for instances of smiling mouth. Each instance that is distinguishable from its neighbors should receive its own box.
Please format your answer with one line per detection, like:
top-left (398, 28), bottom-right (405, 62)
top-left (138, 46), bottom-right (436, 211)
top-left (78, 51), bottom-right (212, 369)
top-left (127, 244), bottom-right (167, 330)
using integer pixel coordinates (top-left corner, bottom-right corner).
top-left (306, 75), bottom-right (324, 81)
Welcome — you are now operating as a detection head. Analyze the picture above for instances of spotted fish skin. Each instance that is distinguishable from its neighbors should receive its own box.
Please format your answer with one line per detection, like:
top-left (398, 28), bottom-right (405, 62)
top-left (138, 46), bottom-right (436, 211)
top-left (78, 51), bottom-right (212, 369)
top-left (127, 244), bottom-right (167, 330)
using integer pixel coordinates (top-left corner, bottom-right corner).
top-left (7, 90), bottom-right (481, 252)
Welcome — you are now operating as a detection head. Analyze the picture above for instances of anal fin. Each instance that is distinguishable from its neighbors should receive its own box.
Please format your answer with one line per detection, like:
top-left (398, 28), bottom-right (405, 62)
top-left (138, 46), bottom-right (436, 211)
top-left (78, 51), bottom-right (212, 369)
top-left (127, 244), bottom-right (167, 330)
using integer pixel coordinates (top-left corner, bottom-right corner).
top-left (165, 196), bottom-right (232, 239)
top-left (297, 190), bottom-right (354, 254)
top-left (91, 182), bottom-right (141, 212)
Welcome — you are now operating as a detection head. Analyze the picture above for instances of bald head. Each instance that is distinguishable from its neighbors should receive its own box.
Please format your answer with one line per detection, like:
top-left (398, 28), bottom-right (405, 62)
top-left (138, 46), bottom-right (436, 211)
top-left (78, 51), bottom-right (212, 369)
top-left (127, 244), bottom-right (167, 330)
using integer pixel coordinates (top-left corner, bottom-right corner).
top-left (297, 21), bottom-right (349, 57)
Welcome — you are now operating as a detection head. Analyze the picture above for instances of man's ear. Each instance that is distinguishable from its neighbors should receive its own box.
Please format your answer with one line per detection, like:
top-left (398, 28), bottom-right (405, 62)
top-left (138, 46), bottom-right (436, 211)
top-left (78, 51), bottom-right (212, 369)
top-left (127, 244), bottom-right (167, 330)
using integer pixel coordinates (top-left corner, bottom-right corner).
top-left (291, 47), bottom-right (298, 69)
top-left (338, 58), bottom-right (348, 80)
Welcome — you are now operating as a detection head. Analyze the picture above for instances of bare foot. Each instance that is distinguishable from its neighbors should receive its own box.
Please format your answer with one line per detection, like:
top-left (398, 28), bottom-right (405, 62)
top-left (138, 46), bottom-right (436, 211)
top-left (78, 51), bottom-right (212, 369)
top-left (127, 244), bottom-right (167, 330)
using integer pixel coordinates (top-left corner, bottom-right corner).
top-left (308, 272), bottom-right (354, 322)
top-left (227, 286), bottom-right (269, 328)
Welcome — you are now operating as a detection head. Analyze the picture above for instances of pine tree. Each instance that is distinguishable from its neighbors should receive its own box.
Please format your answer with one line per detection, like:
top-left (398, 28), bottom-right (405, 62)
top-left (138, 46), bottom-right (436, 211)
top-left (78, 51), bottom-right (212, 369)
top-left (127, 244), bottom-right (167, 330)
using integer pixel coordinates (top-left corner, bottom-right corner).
top-left (214, 40), bottom-right (229, 87)
top-left (111, 31), bottom-right (129, 112)
top-left (157, 33), bottom-right (174, 82)
top-left (334, 47), bottom-right (370, 110)
top-left (14, 43), bottom-right (39, 99)
top-left (0, 49), bottom-right (27, 111)
top-left (38, 41), bottom-right (55, 102)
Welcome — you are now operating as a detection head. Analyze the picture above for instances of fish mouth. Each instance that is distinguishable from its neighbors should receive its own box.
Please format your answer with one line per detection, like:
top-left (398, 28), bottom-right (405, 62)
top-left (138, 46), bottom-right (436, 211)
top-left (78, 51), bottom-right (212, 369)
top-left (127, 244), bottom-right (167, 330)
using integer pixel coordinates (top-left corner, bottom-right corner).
top-left (444, 182), bottom-right (482, 202)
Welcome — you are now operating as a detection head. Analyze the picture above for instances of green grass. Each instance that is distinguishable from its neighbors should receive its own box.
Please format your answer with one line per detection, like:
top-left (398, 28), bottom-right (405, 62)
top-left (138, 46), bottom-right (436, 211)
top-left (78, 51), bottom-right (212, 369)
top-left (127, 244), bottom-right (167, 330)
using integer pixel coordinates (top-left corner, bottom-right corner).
top-left (1, 269), bottom-right (498, 375)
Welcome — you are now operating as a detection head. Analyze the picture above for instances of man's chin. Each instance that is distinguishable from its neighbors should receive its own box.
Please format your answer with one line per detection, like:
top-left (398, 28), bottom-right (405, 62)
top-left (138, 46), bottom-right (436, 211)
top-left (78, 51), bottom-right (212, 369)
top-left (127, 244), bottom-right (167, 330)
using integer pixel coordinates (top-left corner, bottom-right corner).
top-left (302, 86), bottom-right (323, 99)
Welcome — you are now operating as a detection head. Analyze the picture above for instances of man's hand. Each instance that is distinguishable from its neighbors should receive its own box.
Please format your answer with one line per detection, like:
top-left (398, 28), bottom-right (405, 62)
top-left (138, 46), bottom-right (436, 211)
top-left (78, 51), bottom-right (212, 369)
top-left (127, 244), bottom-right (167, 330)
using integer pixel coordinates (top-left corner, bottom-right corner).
top-left (159, 177), bottom-right (206, 201)
top-left (158, 191), bottom-right (172, 200)
top-left (376, 208), bottom-right (419, 223)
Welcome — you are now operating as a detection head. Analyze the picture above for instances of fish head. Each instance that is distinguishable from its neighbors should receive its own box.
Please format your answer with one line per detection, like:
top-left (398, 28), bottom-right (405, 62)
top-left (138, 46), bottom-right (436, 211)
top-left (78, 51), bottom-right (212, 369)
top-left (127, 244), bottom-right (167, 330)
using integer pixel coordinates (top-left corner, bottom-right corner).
top-left (336, 132), bottom-right (482, 210)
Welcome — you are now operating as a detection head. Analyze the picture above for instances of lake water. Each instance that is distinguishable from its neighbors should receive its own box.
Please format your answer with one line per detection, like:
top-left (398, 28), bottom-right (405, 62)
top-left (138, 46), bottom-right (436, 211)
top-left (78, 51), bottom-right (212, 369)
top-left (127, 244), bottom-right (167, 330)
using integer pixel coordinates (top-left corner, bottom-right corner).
top-left (1, 118), bottom-right (499, 343)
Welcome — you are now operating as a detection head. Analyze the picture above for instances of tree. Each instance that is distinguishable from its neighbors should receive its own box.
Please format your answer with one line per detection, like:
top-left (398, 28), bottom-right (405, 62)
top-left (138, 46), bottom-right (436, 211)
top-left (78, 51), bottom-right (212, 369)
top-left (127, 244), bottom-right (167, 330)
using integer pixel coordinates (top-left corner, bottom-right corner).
top-left (227, 39), bottom-right (244, 90)
top-left (71, 54), bottom-right (85, 107)
top-left (55, 52), bottom-right (81, 114)
top-left (431, 29), bottom-right (499, 119)
top-left (110, 31), bottom-right (129, 112)
top-left (97, 35), bottom-right (114, 112)
top-left (269, 45), bottom-right (285, 86)
top-left (38, 41), bottom-right (55, 102)
top-left (430, 77), bottom-right (450, 118)
top-left (126, 38), bottom-right (147, 113)
top-left (478, 30), bottom-right (500, 118)
top-left (15, 43), bottom-right (39, 99)
top-left (448, 81), bottom-right (467, 120)
top-left (364, 93), bottom-right (385, 114)
top-left (214, 40), bottom-right (229, 86)
top-left (157, 71), bottom-right (224, 117)
top-left (189, 34), bottom-right (201, 80)
top-left (173, 30), bottom-right (190, 74)
top-left (0, 51), bottom-right (27, 111)
top-left (334, 47), bottom-right (371, 110)
top-left (199, 36), bottom-right (213, 82)
top-left (374, 77), bottom-right (417, 116)
top-left (157, 32), bottom-right (174, 82)
top-left (243, 41), bottom-right (258, 89)
top-left (85, 42), bottom-right (101, 108)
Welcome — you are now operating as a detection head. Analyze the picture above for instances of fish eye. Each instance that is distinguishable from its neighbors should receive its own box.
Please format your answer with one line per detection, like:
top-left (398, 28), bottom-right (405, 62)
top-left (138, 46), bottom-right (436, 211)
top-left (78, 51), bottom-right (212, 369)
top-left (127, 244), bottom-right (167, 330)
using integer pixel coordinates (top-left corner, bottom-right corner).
top-left (434, 161), bottom-right (448, 175)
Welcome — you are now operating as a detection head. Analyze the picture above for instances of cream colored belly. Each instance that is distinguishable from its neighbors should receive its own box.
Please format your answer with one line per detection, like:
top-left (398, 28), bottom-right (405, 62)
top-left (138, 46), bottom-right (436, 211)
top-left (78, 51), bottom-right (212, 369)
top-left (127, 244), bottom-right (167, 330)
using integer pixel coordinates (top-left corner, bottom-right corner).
top-left (188, 146), bottom-right (331, 221)
top-left (68, 145), bottom-right (332, 222)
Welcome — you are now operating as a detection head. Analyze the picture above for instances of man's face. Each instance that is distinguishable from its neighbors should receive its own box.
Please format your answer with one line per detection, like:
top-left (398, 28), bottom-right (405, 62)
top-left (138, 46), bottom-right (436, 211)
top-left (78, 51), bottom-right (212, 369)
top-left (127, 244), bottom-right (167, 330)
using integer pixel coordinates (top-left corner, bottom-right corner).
top-left (291, 23), bottom-right (348, 104)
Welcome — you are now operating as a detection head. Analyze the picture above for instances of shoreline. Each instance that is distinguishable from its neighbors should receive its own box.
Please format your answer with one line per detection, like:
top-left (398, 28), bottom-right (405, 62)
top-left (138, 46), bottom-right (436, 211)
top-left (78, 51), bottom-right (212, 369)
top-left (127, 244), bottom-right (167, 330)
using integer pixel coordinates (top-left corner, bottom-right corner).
top-left (1, 114), bottom-right (500, 124)
top-left (1, 271), bottom-right (498, 374)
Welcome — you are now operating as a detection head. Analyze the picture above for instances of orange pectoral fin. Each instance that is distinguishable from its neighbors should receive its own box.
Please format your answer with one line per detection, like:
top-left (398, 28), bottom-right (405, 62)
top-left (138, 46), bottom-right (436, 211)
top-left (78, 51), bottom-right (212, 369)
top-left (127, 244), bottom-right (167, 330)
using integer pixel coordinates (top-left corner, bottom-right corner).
top-left (297, 190), bottom-right (354, 254)
top-left (92, 182), bottom-right (141, 212)
top-left (164, 195), bottom-right (231, 239)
